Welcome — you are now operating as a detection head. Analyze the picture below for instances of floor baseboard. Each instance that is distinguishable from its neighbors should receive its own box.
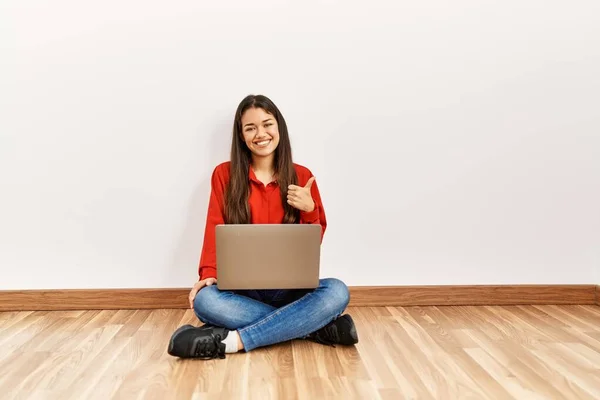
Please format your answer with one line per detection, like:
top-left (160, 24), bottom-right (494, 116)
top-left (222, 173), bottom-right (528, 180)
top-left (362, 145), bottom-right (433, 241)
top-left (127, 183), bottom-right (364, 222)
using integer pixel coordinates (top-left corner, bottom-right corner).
top-left (0, 285), bottom-right (597, 311)
top-left (349, 285), bottom-right (596, 306)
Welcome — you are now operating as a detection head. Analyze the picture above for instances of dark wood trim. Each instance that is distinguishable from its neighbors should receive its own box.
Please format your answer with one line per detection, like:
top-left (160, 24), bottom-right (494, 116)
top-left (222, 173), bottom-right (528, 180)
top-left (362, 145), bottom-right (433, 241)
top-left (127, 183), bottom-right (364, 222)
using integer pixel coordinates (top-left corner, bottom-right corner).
top-left (348, 285), bottom-right (596, 307)
top-left (0, 285), bottom-right (596, 312)
top-left (596, 285), bottom-right (600, 306)
top-left (0, 288), bottom-right (188, 311)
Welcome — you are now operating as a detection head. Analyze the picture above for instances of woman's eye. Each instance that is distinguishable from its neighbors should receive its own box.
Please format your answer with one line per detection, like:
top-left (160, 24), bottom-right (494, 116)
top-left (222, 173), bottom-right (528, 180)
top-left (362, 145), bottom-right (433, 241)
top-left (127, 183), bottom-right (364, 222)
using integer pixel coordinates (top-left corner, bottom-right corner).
top-left (265, 123), bottom-right (272, 127)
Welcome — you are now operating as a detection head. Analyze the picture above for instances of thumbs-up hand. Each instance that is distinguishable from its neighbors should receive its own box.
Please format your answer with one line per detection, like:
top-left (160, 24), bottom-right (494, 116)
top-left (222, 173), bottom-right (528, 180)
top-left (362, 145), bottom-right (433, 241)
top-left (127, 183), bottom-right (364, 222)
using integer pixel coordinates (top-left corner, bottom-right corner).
top-left (287, 177), bottom-right (316, 212)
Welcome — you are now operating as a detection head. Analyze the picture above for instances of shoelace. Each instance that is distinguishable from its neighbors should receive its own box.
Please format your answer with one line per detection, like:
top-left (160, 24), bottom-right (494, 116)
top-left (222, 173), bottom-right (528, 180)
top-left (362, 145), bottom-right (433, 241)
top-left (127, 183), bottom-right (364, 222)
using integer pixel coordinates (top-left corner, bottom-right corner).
top-left (312, 324), bottom-right (340, 347)
top-left (193, 333), bottom-right (223, 358)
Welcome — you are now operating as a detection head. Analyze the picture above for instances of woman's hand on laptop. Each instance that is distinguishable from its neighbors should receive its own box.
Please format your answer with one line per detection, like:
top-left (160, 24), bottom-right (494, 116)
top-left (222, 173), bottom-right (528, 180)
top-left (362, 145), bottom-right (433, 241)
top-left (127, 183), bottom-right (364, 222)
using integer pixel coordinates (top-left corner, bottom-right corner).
top-left (287, 177), bottom-right (315, 212)
top-left (188, 278), bottom-right (217, 308)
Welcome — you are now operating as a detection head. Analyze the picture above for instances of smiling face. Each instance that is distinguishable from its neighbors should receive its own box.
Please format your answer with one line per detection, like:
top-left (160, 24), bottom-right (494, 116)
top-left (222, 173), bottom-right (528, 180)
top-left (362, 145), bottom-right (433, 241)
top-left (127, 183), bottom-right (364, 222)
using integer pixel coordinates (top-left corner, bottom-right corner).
top-left (227, 94), bottom-right (299, 224)
top-left (240, 107), bottom-right (280, 162)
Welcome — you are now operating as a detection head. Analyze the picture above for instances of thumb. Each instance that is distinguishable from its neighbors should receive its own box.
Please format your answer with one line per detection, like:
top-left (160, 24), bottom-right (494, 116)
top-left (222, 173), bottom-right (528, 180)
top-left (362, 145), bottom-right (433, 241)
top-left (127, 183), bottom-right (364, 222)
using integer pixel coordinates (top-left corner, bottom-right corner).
top-left (305, 177), bottom-right (315, 189)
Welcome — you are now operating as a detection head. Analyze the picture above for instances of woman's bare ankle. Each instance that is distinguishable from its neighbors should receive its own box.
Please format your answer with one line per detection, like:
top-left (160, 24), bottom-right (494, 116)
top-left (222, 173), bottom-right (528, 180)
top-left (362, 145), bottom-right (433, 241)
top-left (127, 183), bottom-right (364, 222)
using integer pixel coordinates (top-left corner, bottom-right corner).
top-left (234, 330), bottom-right (244, 351)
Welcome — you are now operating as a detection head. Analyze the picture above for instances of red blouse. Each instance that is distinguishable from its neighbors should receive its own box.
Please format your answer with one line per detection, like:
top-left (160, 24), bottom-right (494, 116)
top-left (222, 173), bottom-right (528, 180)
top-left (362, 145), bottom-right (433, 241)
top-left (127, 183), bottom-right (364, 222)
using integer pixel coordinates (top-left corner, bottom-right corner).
top-left (198, 161), bottom-right (327, 280)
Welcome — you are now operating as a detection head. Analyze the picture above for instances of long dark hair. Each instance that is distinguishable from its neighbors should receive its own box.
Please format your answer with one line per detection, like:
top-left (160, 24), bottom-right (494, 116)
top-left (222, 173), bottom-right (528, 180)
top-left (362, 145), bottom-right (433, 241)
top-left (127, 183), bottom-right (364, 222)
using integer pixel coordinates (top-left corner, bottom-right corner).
top-left (225, 94), bottom-right (299, 224)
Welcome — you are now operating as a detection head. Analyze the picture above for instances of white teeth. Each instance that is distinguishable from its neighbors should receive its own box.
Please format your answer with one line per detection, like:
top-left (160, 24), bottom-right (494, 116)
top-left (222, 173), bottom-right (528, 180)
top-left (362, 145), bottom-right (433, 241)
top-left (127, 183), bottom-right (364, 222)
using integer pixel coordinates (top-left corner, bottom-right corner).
top-left (256, 140), bottom-right (270, 146)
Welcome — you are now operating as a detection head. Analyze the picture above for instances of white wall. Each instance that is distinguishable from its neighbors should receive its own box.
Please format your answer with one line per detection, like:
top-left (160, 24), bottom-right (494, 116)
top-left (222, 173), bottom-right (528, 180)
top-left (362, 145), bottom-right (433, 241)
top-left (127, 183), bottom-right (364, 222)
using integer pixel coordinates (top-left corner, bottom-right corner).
top-left (1, 0), bottom-right (599, 290)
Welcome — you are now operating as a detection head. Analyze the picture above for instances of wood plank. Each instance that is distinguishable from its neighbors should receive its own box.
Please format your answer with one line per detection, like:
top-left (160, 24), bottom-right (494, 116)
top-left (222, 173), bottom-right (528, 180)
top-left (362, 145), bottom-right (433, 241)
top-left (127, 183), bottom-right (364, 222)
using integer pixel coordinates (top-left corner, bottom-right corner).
top-left (388, 307), bottom-right (491, 398)
top-left (109, 309), bottom-right (185, 399)
top-left (464, 329), bottom-right (574, 399)
top-left (403, 306), bottom-right (513, 398)
top-left (0, 305), bottom-right (599, 398)
top-left (464, 347), bottom-right (550, 400)
top-left (529, 343), bottom-right (600, 398)
top-left (0, 285), bottom-right (596, 311)
top-left (349, 308), bottom-right (401, 392)
top-left (0, 311), bottom-right (33, 329)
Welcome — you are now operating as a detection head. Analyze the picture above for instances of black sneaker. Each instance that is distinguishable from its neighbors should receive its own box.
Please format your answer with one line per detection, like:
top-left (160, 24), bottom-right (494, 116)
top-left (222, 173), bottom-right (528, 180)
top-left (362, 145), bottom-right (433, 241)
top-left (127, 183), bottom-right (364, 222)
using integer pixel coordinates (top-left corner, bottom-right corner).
top-left (307, 314), bottom-right (359, 347)
top-left (167, 324), bottom-right (229, 359)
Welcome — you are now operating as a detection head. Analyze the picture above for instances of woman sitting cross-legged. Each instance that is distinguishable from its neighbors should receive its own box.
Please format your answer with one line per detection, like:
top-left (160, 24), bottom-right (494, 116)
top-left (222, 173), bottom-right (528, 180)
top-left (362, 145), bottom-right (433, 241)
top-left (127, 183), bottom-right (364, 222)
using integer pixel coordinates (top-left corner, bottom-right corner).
top-left (167, 94), bottom-right (358, 359)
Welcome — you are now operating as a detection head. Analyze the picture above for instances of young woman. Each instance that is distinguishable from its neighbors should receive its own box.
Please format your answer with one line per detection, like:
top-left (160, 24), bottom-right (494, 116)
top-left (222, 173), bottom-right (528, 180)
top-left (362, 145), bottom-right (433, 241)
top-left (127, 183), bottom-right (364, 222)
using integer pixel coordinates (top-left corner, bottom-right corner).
top-left (168, 95), bottom-right (358, 359)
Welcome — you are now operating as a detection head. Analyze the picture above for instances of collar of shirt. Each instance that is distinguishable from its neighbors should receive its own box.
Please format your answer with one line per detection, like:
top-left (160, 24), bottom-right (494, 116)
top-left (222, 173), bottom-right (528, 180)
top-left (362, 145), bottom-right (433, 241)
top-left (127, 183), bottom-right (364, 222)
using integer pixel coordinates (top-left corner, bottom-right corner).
top-left (248, 167), bottom-right (278, 188)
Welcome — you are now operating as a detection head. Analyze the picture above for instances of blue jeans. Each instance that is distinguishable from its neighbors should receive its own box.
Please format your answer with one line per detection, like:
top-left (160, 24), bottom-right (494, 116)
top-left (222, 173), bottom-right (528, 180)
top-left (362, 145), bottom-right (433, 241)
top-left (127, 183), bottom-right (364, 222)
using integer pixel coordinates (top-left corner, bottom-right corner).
top-left (193, 278), bottom-right (350, 351)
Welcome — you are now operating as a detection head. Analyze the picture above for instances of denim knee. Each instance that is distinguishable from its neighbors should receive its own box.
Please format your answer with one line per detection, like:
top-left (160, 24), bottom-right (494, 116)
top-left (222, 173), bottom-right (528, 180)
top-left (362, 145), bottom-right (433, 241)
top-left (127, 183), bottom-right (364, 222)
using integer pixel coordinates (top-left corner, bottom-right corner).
top-left (321, 278), bottom-right (350, 315)
top-left (193, 285), bottom-right (220, 323)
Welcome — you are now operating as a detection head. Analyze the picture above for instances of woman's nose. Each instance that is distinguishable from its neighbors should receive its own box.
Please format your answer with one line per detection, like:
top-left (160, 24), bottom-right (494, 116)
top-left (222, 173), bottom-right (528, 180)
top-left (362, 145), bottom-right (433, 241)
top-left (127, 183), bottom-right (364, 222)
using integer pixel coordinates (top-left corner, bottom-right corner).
top-left (257, 127), bottom-right (268, 136)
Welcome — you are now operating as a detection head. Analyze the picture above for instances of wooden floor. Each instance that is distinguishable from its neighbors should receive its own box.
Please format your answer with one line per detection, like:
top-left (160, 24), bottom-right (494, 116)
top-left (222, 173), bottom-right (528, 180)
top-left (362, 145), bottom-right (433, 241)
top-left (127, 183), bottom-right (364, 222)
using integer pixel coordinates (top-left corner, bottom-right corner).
top-left (1, 305), bottom-right (600, 399)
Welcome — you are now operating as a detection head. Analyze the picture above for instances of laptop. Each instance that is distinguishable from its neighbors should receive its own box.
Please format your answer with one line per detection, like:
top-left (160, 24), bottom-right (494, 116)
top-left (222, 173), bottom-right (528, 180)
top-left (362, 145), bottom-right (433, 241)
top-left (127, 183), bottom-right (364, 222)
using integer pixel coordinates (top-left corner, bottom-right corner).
top-left (215, 224), bottom-right (321, 290)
